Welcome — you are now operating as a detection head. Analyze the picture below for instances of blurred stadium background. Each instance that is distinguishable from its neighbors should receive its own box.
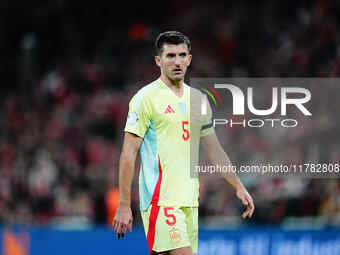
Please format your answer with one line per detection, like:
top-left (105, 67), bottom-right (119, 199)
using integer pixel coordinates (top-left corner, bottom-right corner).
top-left (0, 0), bottom-right (339, 254)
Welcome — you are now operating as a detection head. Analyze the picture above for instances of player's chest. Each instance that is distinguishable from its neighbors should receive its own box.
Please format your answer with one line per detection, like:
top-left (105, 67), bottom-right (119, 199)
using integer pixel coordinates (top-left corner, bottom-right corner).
top-left (151, 100), bottom-right (190, 127)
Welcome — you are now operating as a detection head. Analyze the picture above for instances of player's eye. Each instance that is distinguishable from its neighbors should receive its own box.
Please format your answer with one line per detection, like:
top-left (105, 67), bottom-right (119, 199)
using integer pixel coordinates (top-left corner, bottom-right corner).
top-left (166, 53), bottom-right (176, 58)
top-left (179, 53), bottom-right (187, 57)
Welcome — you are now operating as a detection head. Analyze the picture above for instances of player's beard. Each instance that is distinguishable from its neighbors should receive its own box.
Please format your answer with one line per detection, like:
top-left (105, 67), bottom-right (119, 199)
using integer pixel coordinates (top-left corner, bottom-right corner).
top-left (172, 74), bottom-right (184, 81)
top-left (168, 69), bottom-right (186, 82)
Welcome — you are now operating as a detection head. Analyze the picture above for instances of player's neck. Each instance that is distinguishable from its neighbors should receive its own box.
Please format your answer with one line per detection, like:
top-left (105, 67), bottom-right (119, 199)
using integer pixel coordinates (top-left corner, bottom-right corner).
top-left (160, 75), bottom-right (184, 97)
top-left (160, 75), bottom-right (183, 89)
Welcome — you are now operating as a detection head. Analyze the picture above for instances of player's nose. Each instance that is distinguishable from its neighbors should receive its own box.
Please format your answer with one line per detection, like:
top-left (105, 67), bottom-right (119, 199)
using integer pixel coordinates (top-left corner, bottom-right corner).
top-left (174, 56), bottom-right (181, 66)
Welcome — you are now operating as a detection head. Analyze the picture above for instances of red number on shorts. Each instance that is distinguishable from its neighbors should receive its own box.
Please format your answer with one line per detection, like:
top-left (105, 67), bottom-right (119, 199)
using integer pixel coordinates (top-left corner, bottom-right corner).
top-left (164, 207), bottom-right (176, 226)
top-left (182, 121), bottom-right (190, 141)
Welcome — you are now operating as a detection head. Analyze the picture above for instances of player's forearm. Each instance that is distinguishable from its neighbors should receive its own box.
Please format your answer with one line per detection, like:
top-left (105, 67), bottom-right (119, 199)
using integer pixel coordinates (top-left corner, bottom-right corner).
top-left (221, 169), bottom-right (245, 191)
top-left (118, 150), bottom-right (137, 207)
top-left (202, 133), bottom-right (245, 192)
top-left (207, 147), bottom-right (244, 191)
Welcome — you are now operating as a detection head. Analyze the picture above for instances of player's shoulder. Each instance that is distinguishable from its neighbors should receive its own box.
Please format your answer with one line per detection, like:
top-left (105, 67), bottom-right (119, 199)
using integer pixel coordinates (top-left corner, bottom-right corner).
top-left (138, 79), bottom-right (162, 95)
top-left (129, 79), bottom-right (162, 108)
top-left (186, 84), bottom-right (200, 94)
top-left (185, 84), bottom-right (204, 98)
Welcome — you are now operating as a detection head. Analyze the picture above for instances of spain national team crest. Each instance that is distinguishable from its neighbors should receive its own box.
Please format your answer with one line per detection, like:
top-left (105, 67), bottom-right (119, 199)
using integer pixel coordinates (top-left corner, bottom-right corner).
top-left (169, 227), bottom-right (181, 243)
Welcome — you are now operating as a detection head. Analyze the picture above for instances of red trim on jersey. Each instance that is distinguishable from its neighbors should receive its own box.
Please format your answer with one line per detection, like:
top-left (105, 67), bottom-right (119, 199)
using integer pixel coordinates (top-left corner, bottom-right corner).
top-left (147, 155), bottom-right (163, 253)
top-left (146, 205), bottom-right (160, 254)
top-left (151, 155), bottom-right (163, 205)
top-left (198, 186), bottom-right (200, 201)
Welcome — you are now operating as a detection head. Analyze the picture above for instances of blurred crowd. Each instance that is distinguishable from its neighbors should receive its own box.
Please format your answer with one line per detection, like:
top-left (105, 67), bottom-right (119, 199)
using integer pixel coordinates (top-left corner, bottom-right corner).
top-left (0, 0), bottom-right (339, 227)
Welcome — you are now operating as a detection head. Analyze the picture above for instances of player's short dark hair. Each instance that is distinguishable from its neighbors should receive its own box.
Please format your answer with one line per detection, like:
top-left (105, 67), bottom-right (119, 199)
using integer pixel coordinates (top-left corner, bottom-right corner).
top-left (155, 31), bottom-right (191, 56)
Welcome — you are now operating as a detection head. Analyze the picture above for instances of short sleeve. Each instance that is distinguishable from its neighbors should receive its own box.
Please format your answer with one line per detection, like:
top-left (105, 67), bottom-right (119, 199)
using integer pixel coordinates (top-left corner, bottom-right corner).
top-left (124, 94), bottom-right (151, 138)
top-left (200, 94), bottom-right (214, 137)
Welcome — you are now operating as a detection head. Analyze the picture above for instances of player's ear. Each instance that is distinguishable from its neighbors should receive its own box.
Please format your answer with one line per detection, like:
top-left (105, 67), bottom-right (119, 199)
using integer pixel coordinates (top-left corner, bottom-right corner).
top-left (155, 55), bottom-right (161, 67)
top-left (187, 54), bottom-right (192, 67)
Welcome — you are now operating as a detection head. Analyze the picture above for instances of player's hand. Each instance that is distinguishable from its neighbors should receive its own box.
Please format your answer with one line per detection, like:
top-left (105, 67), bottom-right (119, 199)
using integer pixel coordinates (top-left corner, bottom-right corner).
top-left (113, 205), bottom-right (133, 239)
top-left (236, 186), bottom-right (254, 219)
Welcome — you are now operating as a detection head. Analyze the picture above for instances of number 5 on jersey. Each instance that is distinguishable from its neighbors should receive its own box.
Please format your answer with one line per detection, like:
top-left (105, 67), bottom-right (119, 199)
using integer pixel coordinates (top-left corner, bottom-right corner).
top-left (182, 121), bottom-right (190, 141)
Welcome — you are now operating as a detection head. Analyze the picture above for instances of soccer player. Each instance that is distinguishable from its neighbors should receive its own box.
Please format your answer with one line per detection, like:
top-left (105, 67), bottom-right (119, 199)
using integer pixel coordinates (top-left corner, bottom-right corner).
top-left (113, 31), bottom-right (254, 255)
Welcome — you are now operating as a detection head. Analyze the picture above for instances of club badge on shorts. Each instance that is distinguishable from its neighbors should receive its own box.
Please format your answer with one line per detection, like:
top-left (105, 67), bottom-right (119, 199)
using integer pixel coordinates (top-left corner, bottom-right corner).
top-left (169, 227), bottom-right (181, 243)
